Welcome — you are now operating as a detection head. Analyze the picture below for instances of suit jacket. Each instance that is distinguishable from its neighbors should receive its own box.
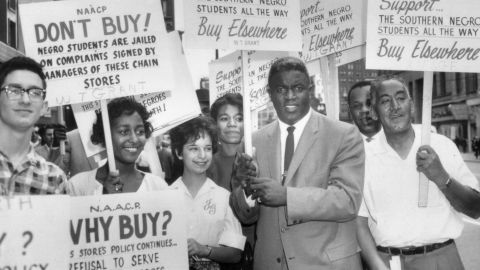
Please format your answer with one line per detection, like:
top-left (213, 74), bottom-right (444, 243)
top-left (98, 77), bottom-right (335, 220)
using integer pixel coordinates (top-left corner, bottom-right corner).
top-left (230, 111), bottom-right (365, 270)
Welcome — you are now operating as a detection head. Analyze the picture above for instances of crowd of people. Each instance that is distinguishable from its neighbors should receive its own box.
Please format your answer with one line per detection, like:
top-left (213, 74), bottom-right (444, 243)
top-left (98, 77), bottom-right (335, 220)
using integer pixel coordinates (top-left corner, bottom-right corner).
top-left (1, 55), bottom-right (480, 270)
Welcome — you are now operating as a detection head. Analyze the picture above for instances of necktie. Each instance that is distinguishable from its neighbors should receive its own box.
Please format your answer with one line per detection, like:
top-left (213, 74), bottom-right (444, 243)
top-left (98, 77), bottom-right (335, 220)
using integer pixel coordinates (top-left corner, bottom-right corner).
top-left (283, 126), bottom-right (295, 185)
top-left (366, 137), bottom-right (373, 143)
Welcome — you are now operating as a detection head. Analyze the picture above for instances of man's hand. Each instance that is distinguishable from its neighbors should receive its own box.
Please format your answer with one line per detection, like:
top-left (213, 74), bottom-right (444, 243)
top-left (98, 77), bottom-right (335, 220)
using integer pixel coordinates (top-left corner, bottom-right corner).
top-left (416, 145), bottom-right (449, 187)
top-left (232, 152), bottom-right (258, 196)
top-left (250, 177), bottom-right (287, 207)
top-left (187, 238), bottom-right (208, 257)
top-left (53, 125), bottom-right (67, 143)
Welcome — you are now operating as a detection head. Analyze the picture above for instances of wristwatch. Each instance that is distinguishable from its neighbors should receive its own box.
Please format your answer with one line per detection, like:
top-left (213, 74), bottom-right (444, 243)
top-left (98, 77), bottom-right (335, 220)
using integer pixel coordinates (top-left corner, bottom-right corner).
top-left (205, 245), bottom-right (213, 258)
top-left (439, 176), bottom-right (452, 190)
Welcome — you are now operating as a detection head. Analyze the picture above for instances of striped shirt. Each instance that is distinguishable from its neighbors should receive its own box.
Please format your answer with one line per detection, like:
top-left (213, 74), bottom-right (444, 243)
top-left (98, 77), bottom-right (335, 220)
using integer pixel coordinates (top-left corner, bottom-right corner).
top-left (0, 144), bottom-right (66, 195)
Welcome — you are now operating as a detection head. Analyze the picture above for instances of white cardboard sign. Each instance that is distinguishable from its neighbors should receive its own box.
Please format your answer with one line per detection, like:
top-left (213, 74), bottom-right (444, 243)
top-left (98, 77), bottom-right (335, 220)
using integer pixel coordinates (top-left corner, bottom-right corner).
top-left (184, 0), bottom-right (302, 51)
top-left (301, 0), bottom-right (366, 62)
top-left (366, 0), bottom-right (480, 72)
top-left (19, 0), bottom-right (177, 106)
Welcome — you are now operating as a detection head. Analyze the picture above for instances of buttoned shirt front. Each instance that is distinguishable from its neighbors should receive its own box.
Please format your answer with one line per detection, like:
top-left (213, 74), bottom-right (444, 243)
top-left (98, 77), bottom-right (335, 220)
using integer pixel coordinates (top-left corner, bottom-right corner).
top-left (359, 125), bottom-right (480, 247)
top-left (0, 144), bottom-right (66, 195)
top-left (171, 177), bottom-right (245, 250)
top-left (278, 108), bottom-right (312, 173)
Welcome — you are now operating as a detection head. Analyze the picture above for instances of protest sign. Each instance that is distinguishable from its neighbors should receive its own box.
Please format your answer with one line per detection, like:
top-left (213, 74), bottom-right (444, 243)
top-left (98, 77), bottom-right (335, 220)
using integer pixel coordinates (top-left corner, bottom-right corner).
top-left (0, 196), bottom-right (70, 269)
top-left (209, 50), bottom-right (289, 111)
top-left (184, 0), bottom-right (302, 51)
top-left (366, 0), bottom-right (480, 72)
top-left (209, 51), bottom-right (243, 103)
top-left (72, 32), bottom-right (200, 160)
top-left (301, 0), bottom-right (366, 62)
top-left (19, 0), bottom-right (177, 106)
top-left (334, 45), bottom-right (366, 67)
top-left (69, 190), bottom-right (188, 270)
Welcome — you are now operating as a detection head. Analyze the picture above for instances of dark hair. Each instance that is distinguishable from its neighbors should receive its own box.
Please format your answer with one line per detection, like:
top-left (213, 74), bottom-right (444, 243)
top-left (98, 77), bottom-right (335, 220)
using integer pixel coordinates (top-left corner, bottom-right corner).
top-left (347, 80), bottom-right (372, 105)
top-left (169, 116), bottom-right (218, 175)
top-left (91, 97), bottom-right (153, 145)
top-left (267, 57), bottom-right (310, 93)
top-left (210, 93), bottom-right (243, 121)
top-left (370, 75), bottom-right (410, 108)
top-left (39, 124), bottom-right (55, 145)
top-left (0, 56), bottom-right (46, 89)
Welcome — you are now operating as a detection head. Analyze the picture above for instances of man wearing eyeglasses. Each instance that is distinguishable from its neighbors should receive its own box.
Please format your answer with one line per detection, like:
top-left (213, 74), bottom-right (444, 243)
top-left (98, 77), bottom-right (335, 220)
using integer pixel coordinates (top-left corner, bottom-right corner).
top-left (0, 56), bottom-right (66, 195)
top-left (230, 57), bottom-right (365, 270)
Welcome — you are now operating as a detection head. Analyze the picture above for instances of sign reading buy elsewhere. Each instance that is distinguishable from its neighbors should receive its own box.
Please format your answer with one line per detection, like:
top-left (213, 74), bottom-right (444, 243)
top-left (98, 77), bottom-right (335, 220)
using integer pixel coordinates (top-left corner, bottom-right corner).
top-left (0, 196), bottom-right (70, 270)
top-left (19, 0), bottom-right (177, 106)
top-left (300, 0), bottom-right (366, 62)
top-left (366, 0), bottom-right (480, 72)
top-left (70, 191), bottom-right (188, 270)
top-left (184, 0), bottom-right (302, 51)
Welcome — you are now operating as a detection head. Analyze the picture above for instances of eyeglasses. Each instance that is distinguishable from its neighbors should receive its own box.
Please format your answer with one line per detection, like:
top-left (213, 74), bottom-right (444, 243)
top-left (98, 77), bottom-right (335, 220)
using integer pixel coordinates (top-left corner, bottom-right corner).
top-left (273, 85), bottom-right (310, 95)
top-left (0, 85), bottom-right (46, 101)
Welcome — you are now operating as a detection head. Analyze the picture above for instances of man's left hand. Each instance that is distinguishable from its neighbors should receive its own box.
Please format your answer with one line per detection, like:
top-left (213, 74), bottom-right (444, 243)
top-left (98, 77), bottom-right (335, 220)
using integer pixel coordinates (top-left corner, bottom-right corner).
top-left (250, 177), bottom-right (287, 207)
top-left (416, 145), bottom-right (449, 186)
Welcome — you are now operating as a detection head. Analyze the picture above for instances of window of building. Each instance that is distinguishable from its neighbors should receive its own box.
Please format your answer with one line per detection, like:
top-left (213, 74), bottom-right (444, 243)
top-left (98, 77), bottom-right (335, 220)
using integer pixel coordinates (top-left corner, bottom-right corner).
top-left (455, 73), bottom-right (462, 95)
top-left (8, 0), bottom-right (16, 11)
top-left (439, 72), bottom-right (448, 96)
top-left (8, 19), bottom-right (16, 48)
top-left (466, 73), bottom-right (478, 94)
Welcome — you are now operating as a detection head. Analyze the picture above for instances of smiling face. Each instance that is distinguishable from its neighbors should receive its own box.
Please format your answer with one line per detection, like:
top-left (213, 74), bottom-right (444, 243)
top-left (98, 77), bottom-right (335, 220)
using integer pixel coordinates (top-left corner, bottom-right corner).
top-left (178, 132), bottom-right (213, 176)
top-left (0, 70), bottom-right (48, 132)
top-left (111, 111), bottom-right (147, 165)
top-left (373, 79), bottom-right (414, 134)
top-left (216, 104), bottom-right (243, 145)
top-left (349, 85), bottom-right (381, 137)
top-left (269, 70), bottom-right (312, 125)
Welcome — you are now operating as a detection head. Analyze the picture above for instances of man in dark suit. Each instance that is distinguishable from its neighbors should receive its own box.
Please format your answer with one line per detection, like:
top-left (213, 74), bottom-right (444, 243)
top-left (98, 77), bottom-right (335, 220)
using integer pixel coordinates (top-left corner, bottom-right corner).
top-left (230, 57), bottom-right (365, 270)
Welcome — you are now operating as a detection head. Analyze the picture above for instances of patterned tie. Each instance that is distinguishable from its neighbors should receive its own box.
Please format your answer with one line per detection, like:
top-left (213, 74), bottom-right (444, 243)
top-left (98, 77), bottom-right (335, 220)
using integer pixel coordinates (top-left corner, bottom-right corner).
top-left (282, 126), bottom-right (295, 185)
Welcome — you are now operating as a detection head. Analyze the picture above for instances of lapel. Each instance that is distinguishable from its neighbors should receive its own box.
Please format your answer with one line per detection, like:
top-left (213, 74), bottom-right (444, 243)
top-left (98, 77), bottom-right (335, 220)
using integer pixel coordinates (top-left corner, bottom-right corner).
top-left (284, 113), bottom-right (319, 185)
top-left (265, 122), bottom-right (282, 182)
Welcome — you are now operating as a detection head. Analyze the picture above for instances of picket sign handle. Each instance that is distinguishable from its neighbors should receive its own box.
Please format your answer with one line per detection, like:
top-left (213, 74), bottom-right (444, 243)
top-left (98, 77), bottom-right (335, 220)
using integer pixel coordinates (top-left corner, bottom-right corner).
top-left (57, 106), bottom-right (66, 155)
top-left (144, 137), bottom-right (163, 177)
top-left (418, 71), bottom-right (433, 207)
top-left (319, 55), bottom-right (340, 120)
top-left (241, 50), bottom-right (253, 156)
top-left (100, 99), bottom-right (117, 173)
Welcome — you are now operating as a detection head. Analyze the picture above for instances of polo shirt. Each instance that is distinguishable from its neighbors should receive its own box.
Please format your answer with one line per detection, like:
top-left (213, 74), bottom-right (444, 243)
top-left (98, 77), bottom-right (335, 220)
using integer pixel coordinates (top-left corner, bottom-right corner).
top-left (359, 125), bottom-right (479, 247)
top-left (171, 177), bottom-right (245, 250)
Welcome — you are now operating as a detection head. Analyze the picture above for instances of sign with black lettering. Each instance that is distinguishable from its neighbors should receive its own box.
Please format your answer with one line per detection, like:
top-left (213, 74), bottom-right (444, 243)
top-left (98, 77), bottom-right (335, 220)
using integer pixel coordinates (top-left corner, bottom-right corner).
top-left (19, 0), bottom-right (178, 106)
top-left (366, 0), bottom-right (480, 72)
top-left (184, 0), bottom-right (301, 51)
top-left (69, 190), bottom-right (188, 270)
top-left (209, 50), bottom-right (290, 111)
top-left (301, 0), bottom-right (366, 62)
top-left (0, 196), bottom-right (70, 270)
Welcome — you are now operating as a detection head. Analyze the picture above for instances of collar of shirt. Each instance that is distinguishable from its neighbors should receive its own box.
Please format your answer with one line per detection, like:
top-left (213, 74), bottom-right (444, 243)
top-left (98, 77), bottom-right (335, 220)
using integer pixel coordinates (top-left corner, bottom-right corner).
top-left (361, 128), bottom-right (383, 143)
top-left (278, 108), bottom-right (312, 173)
top-left (368, 125), bottom-right (420, 159)
top-left (171, 177), bottom-right (217, 199)
top-left (0, 143), bottom-right (40, 169)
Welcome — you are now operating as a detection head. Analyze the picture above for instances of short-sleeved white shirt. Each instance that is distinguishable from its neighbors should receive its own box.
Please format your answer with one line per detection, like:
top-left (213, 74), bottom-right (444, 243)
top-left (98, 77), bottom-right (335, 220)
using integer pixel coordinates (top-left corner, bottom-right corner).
top-left (66, 169), bottom-right (168, 195)
top-left (171, 177), bottom-right (245, 250)
top-left (359, 125), bottom-right (479, 247)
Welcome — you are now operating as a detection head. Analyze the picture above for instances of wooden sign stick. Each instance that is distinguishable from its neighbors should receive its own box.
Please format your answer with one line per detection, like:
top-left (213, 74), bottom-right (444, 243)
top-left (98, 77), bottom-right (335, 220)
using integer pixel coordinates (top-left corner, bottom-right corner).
top-left (418, 71), bottom-right (433, 207)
